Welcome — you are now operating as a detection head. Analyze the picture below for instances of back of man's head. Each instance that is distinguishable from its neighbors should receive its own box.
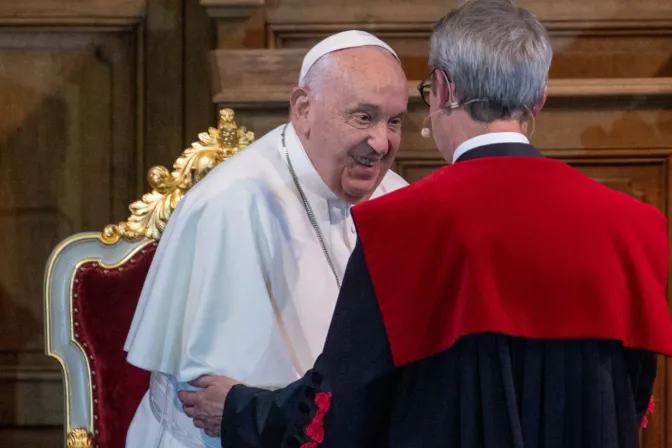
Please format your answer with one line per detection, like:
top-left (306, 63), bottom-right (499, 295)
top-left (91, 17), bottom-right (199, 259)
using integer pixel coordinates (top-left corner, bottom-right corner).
top-left (430, 0), bottom-right (552, 123)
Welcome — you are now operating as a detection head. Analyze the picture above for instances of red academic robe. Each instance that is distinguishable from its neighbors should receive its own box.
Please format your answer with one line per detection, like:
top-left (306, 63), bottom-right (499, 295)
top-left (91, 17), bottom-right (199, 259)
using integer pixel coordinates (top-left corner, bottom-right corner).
top-left (221, 143), bottom-right (672, 448)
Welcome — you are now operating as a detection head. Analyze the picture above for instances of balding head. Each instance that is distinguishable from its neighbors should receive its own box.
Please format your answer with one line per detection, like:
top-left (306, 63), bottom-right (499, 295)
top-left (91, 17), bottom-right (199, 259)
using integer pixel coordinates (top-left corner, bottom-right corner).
top-left (301, 46), bottom-right (402, 94)
top-left (290, 45), bottom-right (408, 204)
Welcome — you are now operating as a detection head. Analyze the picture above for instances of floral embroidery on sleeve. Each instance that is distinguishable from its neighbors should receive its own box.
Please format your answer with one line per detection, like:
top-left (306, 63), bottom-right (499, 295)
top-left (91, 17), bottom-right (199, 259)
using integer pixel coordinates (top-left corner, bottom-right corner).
top-left (303, 392), bottom-right (332, 445)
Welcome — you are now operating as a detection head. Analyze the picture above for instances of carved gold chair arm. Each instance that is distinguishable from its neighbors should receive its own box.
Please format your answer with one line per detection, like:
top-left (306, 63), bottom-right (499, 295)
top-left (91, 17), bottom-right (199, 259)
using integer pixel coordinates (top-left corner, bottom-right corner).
top-left (102, 109), bottom-right (255, 244)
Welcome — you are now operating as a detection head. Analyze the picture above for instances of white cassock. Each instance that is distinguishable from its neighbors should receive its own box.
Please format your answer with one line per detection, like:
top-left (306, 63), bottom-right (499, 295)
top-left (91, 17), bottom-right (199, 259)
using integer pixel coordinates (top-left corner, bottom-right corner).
top-left (124, 122), bottom-right (407, 448)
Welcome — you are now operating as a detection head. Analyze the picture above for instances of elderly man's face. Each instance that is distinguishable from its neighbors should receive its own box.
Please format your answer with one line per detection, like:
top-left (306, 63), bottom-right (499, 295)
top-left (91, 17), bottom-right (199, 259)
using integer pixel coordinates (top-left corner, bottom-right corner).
top-left (301, 47), bottom-right (408, 204)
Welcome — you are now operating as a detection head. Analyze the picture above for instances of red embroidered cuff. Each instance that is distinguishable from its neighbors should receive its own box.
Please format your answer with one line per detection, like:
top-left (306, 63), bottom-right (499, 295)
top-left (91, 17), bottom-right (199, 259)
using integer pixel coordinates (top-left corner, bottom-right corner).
top-left (641, 395), bottom-right (655, 428)
top-left (303, 392), bottom-right (332, 445)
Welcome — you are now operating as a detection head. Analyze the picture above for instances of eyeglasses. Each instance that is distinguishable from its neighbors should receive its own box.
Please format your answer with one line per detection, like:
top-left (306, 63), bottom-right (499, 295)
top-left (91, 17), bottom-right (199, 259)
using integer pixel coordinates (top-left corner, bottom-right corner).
top-left (416, 68), bottom-right (451, 107)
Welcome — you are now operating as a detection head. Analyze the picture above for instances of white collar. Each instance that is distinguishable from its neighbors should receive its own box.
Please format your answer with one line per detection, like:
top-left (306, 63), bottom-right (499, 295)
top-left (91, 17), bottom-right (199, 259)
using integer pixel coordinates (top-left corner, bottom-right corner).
top-left (452, 132), bottom-right (530, 164)
top-left (280, 123), bottom-right (340, 202)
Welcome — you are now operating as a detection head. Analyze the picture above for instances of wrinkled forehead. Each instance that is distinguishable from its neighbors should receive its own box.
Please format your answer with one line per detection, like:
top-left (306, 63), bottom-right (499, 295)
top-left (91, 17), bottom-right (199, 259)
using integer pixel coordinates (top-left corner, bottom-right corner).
top-left (322, 49), bottom-right (408, 112)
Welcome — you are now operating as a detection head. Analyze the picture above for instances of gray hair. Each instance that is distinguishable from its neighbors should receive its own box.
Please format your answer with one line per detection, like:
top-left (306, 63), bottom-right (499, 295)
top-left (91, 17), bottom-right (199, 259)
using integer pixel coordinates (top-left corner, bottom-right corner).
top-left (299, 53), bottom-right (331, 97)
top-left (429, 0), bottom-right (552, 123)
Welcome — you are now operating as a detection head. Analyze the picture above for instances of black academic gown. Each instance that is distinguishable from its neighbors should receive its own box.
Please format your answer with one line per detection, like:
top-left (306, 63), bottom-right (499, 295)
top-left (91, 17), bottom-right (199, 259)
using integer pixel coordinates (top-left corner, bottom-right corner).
top-left (221, 143), bottom-right (659, 448)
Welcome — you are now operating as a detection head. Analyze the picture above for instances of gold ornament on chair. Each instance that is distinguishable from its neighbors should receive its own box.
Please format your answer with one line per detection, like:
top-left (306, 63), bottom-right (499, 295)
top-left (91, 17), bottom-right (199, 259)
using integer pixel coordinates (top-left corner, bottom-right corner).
top-left (67, 428), bottom-right (93, 448)
top-left (102, 109), bottom-right (255, 244)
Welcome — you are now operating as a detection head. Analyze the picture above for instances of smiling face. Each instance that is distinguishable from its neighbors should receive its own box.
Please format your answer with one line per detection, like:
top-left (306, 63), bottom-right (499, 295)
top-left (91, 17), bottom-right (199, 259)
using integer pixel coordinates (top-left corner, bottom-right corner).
top-left (291, 47), bottom-right (408, 204)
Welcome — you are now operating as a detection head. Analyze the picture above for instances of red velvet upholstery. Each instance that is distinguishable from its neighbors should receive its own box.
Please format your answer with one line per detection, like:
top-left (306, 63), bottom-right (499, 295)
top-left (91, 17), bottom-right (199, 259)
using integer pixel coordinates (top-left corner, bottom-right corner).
top-left (72, 242), bottom-right (157, 448)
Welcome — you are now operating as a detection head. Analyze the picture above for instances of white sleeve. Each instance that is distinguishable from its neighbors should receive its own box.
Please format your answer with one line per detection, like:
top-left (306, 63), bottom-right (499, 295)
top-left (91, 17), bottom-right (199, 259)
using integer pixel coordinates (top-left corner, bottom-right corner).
top-left (125, 182), bottom-right (299, 385)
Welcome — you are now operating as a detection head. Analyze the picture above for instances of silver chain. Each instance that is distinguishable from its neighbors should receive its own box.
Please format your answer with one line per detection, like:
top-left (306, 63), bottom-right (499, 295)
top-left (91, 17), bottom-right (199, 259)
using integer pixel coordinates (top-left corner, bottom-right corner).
top-left (281, 125), bottom-right (342, 289)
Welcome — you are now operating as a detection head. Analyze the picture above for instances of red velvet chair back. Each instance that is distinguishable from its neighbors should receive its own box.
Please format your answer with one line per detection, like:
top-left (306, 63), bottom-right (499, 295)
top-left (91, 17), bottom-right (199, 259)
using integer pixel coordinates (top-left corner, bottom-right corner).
top-left (44, 237), bottom-right (160, 448)
top-left (72, 244), bottom-right (157, 448)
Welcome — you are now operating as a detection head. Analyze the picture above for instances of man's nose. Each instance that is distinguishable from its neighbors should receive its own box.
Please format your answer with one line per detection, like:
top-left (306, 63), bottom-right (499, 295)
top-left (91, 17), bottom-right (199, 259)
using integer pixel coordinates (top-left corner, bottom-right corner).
top-left (367, 123), bottom-right (390, 156)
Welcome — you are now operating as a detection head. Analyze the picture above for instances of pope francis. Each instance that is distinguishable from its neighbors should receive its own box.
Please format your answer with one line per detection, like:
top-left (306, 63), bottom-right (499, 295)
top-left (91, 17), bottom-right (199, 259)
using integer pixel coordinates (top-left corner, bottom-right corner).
top-left (123, 30), bottom-right (409, 448)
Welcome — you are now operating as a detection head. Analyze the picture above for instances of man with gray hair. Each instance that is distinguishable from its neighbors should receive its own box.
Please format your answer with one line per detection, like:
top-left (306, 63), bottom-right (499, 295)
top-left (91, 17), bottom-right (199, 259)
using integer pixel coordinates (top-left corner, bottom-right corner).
top-left (179, 1), bottom-right (672, 446)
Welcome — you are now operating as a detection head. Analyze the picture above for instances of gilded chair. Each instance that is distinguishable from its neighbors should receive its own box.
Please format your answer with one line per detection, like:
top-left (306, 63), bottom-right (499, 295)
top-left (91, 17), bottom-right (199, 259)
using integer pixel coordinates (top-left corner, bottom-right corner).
top-left (43, 109), bottom-right (255, 448)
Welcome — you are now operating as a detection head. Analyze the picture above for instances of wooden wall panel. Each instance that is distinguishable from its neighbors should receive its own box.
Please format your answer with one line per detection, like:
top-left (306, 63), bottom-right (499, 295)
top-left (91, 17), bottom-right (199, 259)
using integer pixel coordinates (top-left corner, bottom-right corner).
top-left (0, 0), bottom-right (145, 24)
top-left (0, 29), bottom-right (139, 430)
top-left (400, 95), bottom-right (672, 153)
top-left (268, 24), bottom-right (672, 80)
top-left (0, 427), bottom-right (62, 446)
top-left (184, 0), bottom-right (218, 142)
top-left (549, 33), bottom-right (672, 79)
top-left (0, 0), bottom-right (215, 445)
top-left (143, 0), bottom-right (184, 171)
top-left (144, 0), bottom-right (216, 169)
top-left (262, 0), bottom-right (672, 24)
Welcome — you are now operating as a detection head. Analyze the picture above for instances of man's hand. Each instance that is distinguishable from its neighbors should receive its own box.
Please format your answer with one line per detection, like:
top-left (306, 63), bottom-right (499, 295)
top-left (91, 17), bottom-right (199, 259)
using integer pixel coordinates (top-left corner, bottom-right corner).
top-left (178, 375), bottom-right (241, 438)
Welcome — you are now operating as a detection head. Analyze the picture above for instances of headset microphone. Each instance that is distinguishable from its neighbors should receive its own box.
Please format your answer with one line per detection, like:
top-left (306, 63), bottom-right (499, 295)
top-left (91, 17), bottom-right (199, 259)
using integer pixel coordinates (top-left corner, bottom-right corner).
top-left (420, 105), bottom-right (456, 139)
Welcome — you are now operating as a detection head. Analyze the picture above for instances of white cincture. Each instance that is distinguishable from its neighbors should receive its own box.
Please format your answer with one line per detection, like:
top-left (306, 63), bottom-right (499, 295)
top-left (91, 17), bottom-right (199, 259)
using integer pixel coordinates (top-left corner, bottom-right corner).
top-left (148, 372), bottom-right (221, 448)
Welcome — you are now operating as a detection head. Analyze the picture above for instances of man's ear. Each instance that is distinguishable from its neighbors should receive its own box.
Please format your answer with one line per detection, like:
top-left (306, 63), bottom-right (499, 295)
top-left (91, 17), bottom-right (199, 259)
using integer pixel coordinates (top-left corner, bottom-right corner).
top-left (532, 85), bottom-right (547, 117)
top-left (434, 69), bottom-right (450, 109)
top-left (290, 86), bottom-right (311, 134)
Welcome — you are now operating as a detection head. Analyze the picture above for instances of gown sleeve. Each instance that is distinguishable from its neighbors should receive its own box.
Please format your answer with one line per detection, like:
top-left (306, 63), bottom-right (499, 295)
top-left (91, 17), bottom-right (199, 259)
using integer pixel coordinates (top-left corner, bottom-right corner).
top-left (625, 348), bottom-right (657, 424)
top-left (125, 180), bottom-right (299, 386)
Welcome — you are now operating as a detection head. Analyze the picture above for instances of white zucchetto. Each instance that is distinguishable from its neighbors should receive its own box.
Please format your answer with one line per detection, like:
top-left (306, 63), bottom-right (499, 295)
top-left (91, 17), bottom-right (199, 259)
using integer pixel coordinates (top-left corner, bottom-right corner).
top-left (298, 30), bottom-right (399, 85)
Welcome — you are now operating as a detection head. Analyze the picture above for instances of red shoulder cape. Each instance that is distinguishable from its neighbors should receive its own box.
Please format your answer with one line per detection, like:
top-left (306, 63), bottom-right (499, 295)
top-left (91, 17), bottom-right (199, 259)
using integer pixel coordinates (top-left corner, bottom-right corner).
top-left (353, 157), bottom-right (672, 367)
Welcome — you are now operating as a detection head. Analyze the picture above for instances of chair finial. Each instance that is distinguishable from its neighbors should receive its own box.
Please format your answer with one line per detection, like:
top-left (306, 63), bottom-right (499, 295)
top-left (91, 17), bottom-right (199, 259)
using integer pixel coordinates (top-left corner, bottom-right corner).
top-left (102, 108), bottom-right (255, 244)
